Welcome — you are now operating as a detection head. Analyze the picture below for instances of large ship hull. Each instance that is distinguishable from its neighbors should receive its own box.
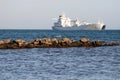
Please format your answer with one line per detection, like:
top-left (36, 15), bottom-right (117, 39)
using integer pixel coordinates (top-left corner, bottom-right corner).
top-left (52, 24), bottom-right (106, 30)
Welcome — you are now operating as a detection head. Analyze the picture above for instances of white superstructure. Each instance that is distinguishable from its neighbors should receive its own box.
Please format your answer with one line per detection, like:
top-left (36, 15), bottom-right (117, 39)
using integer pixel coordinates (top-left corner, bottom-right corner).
top-left (52, 14), bottom-right (106, 30)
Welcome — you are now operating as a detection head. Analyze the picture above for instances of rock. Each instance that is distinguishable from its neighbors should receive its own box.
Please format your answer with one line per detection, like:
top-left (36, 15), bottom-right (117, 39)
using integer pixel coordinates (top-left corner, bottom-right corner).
top-left (29, 39), bottom-right (40, 45)
top-left (31, 38), bottom-right (52, 46)
top-left (34, 41), bottom-right (39, 45)
top-left (25, 43), bottom-right (35, 48)
top-left (14, 39), bottom-right (25, 43)
top-left (0, 39), bottom-right (11, 45)
top-left (7, 43), bottom-right (19, 49)
top-left (27, 38), bottom-right (53, 47)
top-left (0, 40), bottom-right (4, 45)
top-left (80, 38), bottom-right (89, 43)
top-left (35, 38), bottom-right (41, 42)
top-left (91, 40), bottom-right (102, 47)
top-left (3, 39), bottom-right (11, 44)
top-left (59, 38), bottom-right (72, 46)
top-left (52, 38), bottom-right (58, 44)
top-left (13, 39), bottom-right (25, 47)
top-left (0, 38), bottom-right (119, 49)
top-left (28, 40), bottom-right (36, 44)
top-left (41, 38), bottom-right (52, 45)
top-left (70, 41), bottom-right (80, 47)
top-left (111, 42), bottom-right (119, 46)
top-left (95, 40), bottom-right (102, 46)
top-left (104, 42), bottom-right (119, 46)
top-left (62, 38), bottom-right (72, 43)
top-left (87, 42), bottom-right (94, 47)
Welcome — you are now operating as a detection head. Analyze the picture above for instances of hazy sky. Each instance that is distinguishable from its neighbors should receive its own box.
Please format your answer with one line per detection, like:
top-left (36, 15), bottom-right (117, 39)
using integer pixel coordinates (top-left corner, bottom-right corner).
top-left (0, 0), bottom-right (120, 29)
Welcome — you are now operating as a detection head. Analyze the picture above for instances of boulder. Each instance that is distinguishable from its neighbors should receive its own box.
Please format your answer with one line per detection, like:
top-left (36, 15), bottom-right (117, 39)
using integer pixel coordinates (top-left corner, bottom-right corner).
top-left (62, 38), bottom-right (72, 43)
top-left (35, 38), bottom-right (41, 42)
top-left (29, 39), bottom-right (40, 45)
top-left (0, 38), bottom-right (119, 49)
top-left (0, 39), bottom-right (11, 45)
top-left (80, 38), bottom-right (89, 43)
top-left (7, 43), bottom-right (19, 49)
top-left (40, 38), bottom-right (52, 46)
top-left (33, 41), bottom-right (39, 45)
top-left (104, 42), bottom-right (119, 46)
top-left (27, 38), bottom-right (53, 47)
top-left (55, 38), bottom-right (72, 47)
top-left (95, 40), bottom-right (102, 46)
top-left (52, 38), bottom-right (58, 43)
top-left (51, 38), bottom-right (58, 46)
top-left (0, 40), bottom-right (4, 45)
top-left (25, 43), bottom-right (35, 48)
top-left (3, 39), bottom-right (11, 44)
top-left (15, 39), bottom-right (25, 43)
top-left (70, 41), bottom-right (80, 47)
top-left (111, 42), bottom-right (119, 46)
top-left (14, 39), bottom-right (25, 47)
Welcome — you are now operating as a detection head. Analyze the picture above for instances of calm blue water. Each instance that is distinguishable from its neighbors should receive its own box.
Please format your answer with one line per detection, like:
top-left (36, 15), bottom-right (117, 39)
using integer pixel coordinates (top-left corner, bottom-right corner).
top-left (0, 30), bottom-right (120, 80)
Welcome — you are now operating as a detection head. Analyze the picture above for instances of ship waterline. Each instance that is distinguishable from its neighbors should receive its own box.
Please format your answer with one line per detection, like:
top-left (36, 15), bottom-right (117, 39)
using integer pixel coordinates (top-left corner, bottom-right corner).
top-left (52, 24), bottom-right (106, 30)
top-left (52, 14), bottom-right (106, 30)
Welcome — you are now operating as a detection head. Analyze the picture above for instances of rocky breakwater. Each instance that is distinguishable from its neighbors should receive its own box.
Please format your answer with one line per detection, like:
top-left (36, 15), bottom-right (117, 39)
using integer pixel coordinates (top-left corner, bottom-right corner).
top-left (0, 38), bottom-right (119, 49)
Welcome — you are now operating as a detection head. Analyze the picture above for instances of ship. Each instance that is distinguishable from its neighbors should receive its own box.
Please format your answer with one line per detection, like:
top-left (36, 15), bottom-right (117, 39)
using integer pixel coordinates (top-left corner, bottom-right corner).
top-left (52, 14), bottom-right (106, 30)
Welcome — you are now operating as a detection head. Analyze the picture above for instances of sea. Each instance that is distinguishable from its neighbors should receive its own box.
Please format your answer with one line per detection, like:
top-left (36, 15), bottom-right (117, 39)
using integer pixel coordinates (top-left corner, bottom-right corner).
top-left (0, 30), bottom-right (120, 80)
